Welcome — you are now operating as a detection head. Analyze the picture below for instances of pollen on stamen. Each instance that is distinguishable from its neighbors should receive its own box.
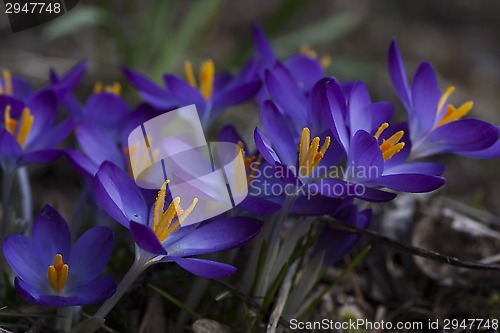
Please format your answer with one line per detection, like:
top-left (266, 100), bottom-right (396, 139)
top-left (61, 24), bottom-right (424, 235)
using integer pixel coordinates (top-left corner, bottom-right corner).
top-left (298, 127), bottom-right (331, 178)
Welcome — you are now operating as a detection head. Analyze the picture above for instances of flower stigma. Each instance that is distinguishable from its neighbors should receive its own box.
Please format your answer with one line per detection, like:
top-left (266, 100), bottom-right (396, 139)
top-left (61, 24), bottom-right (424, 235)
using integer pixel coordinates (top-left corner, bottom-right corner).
top-left (152, 180), bottom-right (198, 243)
top-left (299, 127), bottom-right (331, 178)
top-left (4, 105), bottom-right (34, 148)
top-left (47, 254), bottom-right (69, 293)
top-left (374, 122), bottom-right (405, 161)
top-left (184, 59), bottom-right (215, 100)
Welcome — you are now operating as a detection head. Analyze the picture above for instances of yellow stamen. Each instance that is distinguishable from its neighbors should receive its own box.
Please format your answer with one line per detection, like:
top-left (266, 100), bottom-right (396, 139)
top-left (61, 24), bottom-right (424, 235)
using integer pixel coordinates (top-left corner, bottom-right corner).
top-left (376, 125), bottom-right (405, 161)
top-left (247, 154), bottom-right (263, 184)
top-left (93, 81), bottom-right (103, 94)
top-left (435, 85), bottom-right (474, 128)
top-left (4, 106), bottom-right (17, 135)
top-left (104, 82), bottom-right (122, 95)
top-left (184, 60), bottom-right (197, 87)
top-left (237, 140), bottom-right (262, 184)
top-left (152, 183), bottom-right (199, 243)
top-left (153, 179), bottom-right (170, 229)
top-left (47, 254), bottom-right (68, 293)
top-left (320, 56), bottom-right (331, 69)
top-left (299, 127), bottom-right (330, 177)
top-left (374, 122), bottom-right (389, 140)
top-left (17, 108), bottom-right (34, 147)
top-left (299, 128), bottom-right (310, 166)
top-left (2, 69), bottom-right (13, 96)
top-left (199, 60), bottom-right (215, 100)
top-left (299, 44), bottom-right (318, 58)
top-left (436, 102), bottom-right (473, 127)
top-left (437, 86), bottom-right (455, 116)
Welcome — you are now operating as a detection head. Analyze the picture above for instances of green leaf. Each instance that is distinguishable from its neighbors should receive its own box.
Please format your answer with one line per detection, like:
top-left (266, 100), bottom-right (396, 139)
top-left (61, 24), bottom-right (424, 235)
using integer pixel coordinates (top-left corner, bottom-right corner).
top-left (272, 13), bottom-right (361, 56)
top-left (149, 284), bottom-right (201, 319)
top-left (42, 6), bottom-right (110, 40)
top-left (152, 0), bottom-right (223, 77)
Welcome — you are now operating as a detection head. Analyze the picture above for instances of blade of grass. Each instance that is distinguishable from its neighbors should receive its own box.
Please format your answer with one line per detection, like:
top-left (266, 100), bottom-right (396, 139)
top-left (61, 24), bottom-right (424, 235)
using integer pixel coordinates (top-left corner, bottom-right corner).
top-left (152, 0), bottom-right (223, 78)
top-left (149, 284), bottom-right (201, 320)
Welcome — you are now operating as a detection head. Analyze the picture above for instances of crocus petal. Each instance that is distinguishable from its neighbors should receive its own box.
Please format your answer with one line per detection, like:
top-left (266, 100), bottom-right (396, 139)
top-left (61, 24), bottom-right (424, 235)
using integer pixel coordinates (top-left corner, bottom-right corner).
top-left (237, 196), bottom-right (282, 216)
top-left (172, 257), bottom-right (237, 279)
top-left (251, 23), bottom-right (276, 68)
top-left (3, 235), bottom-right (47, 287)
top-left (219, 125), bottom-right (244, 146)
top-left (9, 76), bottom-right (33, 100)
top-left (85, 93), bottom-right (130, 129)
top-left (25, 90), bottom-right (58, 142)
top-left (285, 54), bottom-right (325, 92)
top-left (261, 100), bottom-right (297, 166)
top-left (165, 217), bottom-right (263, 257)
top-left (32, 205), bottom-right (72, 260)
top-left (14, 278), bottom-right (43, 305)
top-left (254, 127), bottom-right (281, 165)
top-left (388, 39), bottom-right (411, 110)
top-left (460, 140), bottom-right (500, 159)
top-left (264, 67), bottom-right (307, 124)
top-left (123, 67), bottom-right (176, 109)
top-left (370, 102), bottom-right (395, 133)
top-left (26, 119), bottom-right (73, 152)
top-left (66, 149), bottom-right (99, 177)
top-left (68, 227), bottom-right (114, 288)
top-left (415, 119), bottom-right (499, 158)
top-left (308, 178), bottom-right (397, 202)
top-left (348, 82), bottom-right (372, 134)
top-left (410, 62), bottom-right (441, 138)
top-left (69, 276), bottom-right (117, 305)
top-left (20, 149), bottom-right (64, 166)
top-left (348, 130), bottom-right (384, 179)
top-left (129, 221), bottom-right (167, 255)
top-left (163, 74), bottom-right (205, 112)
top-left (384, 162), bottom-right (445, 176)
top-left (212, 80), bottom-right (261, 111)
top-left (76, 124), bottom-right (125, 170)
top-left (375, 174), bottom-right (445, 192)
top-left (325, 79), bottom-right (349, 152)
top-left (94, 161), bottom-right (148, 228)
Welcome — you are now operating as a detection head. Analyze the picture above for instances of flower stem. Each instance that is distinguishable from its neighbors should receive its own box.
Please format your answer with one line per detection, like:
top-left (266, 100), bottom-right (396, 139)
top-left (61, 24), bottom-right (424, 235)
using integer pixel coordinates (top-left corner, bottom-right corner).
top-left (17, 167), bottom-right (32, 230)
top-left (0, 171), bottom-right (15, 276)
top-left (94, 250), bottom-right (150, 318)
top-left (56, 306), bottom-right (75, 333)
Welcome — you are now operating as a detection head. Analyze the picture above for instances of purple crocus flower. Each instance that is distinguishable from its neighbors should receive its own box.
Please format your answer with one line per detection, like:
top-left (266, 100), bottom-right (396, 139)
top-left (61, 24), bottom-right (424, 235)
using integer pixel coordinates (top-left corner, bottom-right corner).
top-left (65, 84), bottom-right (132, 177)
top-left (251, 23), bottom-right (328, 93)
top-left (316, 77), bottom-right (445, 198)
top-left (94, 161), bottom-right (263, 279)
top-left (219, 124), bottom-right (342, 216)
top-left (49, 60), bottom-right (88, 101)
top-left (388, 39), bottom-right (499, 159)
top-left (0, 89), bottom-right (72, 172)
top-left (124, 58), bottom-right (261, 128)
top-left (2, 205), bottom-right (116, 307)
